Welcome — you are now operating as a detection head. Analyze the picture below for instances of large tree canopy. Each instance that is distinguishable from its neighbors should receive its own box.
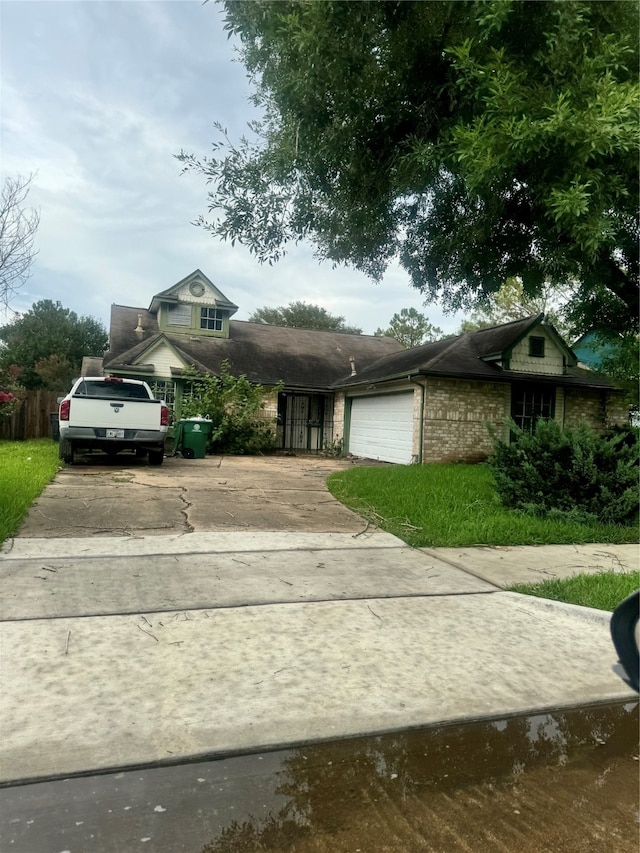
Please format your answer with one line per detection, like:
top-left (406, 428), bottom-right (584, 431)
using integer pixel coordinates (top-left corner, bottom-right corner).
top-left (248, 300), bottom-right (362, 333)
top-left (0, 300), bottom-right (108, 390)
top-left (179, 0), bottom-right (639, 333)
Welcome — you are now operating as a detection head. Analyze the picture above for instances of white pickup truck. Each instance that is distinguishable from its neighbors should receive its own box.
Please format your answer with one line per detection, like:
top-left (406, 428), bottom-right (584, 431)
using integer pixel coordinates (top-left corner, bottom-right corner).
top-left (58, 377), bottom-right (169, 465)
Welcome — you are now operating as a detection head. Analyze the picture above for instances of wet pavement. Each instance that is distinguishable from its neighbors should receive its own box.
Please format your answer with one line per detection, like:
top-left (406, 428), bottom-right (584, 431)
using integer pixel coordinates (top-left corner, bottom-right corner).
top-left (2, 700), bottom-right (637, 853)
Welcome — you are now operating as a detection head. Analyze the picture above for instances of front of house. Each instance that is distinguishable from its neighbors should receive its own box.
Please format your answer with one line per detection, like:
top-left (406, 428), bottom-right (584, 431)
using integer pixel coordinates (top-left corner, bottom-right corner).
top-left (87, 270), bottom-right (627, 463)
top-left (335, 318), bottom-right (629, 464)
top-left (93, 270), bottom-right (403, 455)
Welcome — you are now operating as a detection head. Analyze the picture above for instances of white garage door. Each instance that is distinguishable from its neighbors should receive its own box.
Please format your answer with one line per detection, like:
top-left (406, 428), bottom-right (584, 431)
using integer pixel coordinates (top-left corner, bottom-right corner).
top-left (348, 393), bottom-right (414, 464)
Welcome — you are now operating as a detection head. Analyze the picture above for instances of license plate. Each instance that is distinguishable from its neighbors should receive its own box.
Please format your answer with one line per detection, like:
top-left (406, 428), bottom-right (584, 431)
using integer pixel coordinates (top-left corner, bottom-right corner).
top-left (106, 429), bottom-right (125, 439)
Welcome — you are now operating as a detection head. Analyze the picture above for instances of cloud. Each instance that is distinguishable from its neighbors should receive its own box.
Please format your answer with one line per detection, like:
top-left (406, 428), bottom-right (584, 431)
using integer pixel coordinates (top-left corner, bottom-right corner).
top-left (1, 1), bottom-right (465, 336)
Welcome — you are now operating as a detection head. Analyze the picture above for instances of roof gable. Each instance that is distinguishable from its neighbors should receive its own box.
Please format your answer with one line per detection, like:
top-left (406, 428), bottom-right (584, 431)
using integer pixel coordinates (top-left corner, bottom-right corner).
top-left (149, 270), bottom-right (238, 315)
top-left (333, 316), bottom-right (610, 391)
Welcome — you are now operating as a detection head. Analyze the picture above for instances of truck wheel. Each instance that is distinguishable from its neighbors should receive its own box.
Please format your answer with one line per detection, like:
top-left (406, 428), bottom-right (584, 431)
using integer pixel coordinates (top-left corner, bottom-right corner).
top-left (60, 438), bottom-right (75, 465)
top-left (148, 448), bottom-right (164, 466)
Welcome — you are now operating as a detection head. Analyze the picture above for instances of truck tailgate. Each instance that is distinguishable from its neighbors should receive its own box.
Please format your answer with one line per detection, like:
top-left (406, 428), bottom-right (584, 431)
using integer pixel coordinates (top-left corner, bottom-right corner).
top-left (69, 397), bottom-right (162, 431)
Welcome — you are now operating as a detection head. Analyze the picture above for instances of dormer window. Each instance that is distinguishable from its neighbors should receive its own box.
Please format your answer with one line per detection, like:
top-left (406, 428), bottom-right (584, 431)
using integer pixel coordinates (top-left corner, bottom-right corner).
top-left (200, 307), bottom-right (223, 331)
top-left (528, 336), bottom-right (545, 358)
top-left (167, 304), bottom-right (192, 327)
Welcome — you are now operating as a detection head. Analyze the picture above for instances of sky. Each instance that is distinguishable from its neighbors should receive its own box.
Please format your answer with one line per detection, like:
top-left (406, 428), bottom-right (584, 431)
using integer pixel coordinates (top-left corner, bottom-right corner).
top-left (1, 0), bottom-right (465, 336)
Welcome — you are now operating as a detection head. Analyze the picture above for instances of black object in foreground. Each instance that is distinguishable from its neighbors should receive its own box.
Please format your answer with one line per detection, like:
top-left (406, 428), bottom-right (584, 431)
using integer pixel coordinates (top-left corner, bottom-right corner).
top-left (610, 590), bottom-right (639, 693)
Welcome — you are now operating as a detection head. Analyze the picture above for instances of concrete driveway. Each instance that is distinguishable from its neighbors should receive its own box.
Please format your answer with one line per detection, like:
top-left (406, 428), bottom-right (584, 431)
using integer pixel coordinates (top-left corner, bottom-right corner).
top-left (0, 453), bottom-right (636, 785)
top-left (15, 454), bottom-right (369, 538)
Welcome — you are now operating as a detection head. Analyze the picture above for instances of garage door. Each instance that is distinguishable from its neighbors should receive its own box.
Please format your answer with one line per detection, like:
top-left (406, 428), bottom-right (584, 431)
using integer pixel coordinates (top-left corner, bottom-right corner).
top-left (348, 393), bottom-right (414, 464)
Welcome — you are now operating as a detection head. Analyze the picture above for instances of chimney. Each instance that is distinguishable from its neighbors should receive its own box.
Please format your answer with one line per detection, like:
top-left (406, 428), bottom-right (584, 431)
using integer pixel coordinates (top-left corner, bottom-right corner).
top-left (135, 313), bottom-right (144, 333)
top-left (349, 356), bottom-right (356, 376)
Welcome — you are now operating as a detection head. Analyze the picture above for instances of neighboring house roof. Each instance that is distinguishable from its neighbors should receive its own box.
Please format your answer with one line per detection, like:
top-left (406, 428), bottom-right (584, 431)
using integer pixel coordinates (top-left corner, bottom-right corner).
top-left (104, 304), bottom-right (404, 389)
top-left (571, 331), bottom-right (616, 370)
top-left (333, 315), bottom-right (618, 391)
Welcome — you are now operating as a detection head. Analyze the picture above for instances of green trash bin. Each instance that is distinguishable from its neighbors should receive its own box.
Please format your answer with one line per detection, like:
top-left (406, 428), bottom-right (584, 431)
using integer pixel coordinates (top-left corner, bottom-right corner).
top-left (178, 417), bottom-right (213, 459)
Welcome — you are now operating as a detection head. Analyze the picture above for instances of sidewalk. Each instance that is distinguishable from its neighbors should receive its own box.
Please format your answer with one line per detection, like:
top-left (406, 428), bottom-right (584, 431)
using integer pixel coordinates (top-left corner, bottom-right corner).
top-left (1, 531), bottom-right (636, 785)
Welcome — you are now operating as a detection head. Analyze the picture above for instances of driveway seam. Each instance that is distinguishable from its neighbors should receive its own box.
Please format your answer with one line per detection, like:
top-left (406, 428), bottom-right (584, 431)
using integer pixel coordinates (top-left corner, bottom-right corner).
top-left (0, 589), bottom-right (501, 623)
top-left (418, 547), bottom-right (504, 589)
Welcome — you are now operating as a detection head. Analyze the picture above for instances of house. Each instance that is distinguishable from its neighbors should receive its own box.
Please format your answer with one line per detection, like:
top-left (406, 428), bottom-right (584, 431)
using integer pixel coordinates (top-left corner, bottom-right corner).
top-left (97, 270), bottom-right (404, 454)
top-left (91, 269), bottom-right (627, 463)
top-left (335, 317), bottom-right (628, 463)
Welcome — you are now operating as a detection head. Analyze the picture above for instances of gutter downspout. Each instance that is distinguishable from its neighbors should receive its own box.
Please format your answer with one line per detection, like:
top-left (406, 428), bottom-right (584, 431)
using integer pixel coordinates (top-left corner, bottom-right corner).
top-left (410, 374), bottom-right (426, 464)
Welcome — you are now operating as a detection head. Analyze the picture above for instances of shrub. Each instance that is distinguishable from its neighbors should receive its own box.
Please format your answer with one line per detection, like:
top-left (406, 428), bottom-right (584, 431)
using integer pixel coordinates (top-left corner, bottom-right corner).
top-left (0, 364), bottom-right (26, 418)
top-left (181, 362), bottom-right (282, 454)
top-left (489, 420), bottom-right (639, 525)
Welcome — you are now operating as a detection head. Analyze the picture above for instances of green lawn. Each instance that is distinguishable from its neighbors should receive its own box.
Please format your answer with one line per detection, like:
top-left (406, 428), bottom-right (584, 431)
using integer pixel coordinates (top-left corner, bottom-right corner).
top-left (0, 439), bottom-right (60, 544)
top-left (327, 463), bottom-right (639, 548)
top-left (509, 572), bottom-right (638, 612)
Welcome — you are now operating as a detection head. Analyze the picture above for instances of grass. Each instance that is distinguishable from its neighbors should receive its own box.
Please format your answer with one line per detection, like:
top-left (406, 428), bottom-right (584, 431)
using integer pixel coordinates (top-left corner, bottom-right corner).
top-left (327, 463), bottom-right (639, 548)
top-left (0, 439), bottom-right (60, 544)
top-left (509, 572), bottom-right (639, 611)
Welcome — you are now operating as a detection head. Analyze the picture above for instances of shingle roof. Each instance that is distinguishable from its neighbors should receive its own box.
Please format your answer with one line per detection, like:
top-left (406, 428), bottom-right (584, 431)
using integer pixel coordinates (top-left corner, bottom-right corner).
top-left (333, 315), bottom-right (618, 391)
top-left (104, 304), bottom-right (404, 389)
top-left (104, 304), bottom-right (618, 392)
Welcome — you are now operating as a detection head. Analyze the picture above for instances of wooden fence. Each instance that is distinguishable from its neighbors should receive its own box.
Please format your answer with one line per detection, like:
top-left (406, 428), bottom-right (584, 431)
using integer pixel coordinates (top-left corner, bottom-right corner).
top-left (0, 390), bottom-right (63, 441)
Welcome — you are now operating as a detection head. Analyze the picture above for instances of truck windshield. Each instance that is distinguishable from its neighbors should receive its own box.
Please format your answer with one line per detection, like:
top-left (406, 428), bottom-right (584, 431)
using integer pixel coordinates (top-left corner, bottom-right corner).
top-left (73, 380), bottom-right (151, 400)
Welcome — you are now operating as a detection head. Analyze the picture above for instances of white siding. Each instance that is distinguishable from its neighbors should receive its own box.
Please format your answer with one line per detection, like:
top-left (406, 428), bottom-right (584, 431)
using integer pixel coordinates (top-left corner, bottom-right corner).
top-left (510, 327), bottom-right (564, 375)
top-left (349, 393), bottom-right (415, 464)
top-left (175, 282), bottom-right (220, 307)
top-left (140, 342), bottom-right (186, 378)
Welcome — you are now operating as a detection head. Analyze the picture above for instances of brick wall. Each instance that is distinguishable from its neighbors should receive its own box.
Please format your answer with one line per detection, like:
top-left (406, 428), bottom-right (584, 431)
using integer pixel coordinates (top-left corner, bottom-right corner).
top-left (604, 393), bottom-right (631, 428)
top-left (422, 378), bottom-right (510, 463)
top-left (564, 389), bottom-right (629, 432)
top-left (260, 389), bottom-right (279, 421)
top-left (332, 392), bottom-right (345, 443)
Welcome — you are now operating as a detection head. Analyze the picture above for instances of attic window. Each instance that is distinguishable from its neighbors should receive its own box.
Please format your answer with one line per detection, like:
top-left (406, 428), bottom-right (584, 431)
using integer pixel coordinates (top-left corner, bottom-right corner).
top-left (167, 303), bottom-right (191, 327)
top-left (528, 336), bottom-right (545, 358)
top-left (200, 307), bottom-right (223, 331)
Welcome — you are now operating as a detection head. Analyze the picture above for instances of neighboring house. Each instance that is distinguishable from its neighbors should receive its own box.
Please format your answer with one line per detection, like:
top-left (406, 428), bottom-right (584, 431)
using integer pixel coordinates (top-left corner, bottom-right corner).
top-left (571, 331), bottom-right (616, 371)
top-left (87, 269), bottom-right (627, 464)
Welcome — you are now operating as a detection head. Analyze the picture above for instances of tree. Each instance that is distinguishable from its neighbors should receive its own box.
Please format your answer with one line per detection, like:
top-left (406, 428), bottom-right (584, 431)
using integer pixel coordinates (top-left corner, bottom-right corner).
top-left (0, 364), bottom-right (26, 419)
top-left (0, 300), bottom-right (108, 390)
top-left (33, 354), bottom-right (77, 391)
top-left (181, 362), bottom-right (282, 453)
top-left (248, 300), bottom-right (362, 333)
top-left (375, 307), bottom-right (443, 348)
top-left (459, 277), bottom-right (571, 336)
top-left (0, 174), bottom-right (40, 309)
top-left (179, 1), bottom-right (638, 334)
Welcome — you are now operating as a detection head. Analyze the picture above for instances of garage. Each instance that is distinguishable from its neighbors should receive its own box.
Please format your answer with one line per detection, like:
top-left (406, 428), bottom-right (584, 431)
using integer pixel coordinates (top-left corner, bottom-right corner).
top-left (347, 393), bottom-right (415, 464)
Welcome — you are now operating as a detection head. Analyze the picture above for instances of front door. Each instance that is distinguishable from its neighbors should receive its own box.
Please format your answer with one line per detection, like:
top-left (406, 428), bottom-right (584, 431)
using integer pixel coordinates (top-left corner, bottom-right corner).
top-left (277, 393), bottom-right (329, 452)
